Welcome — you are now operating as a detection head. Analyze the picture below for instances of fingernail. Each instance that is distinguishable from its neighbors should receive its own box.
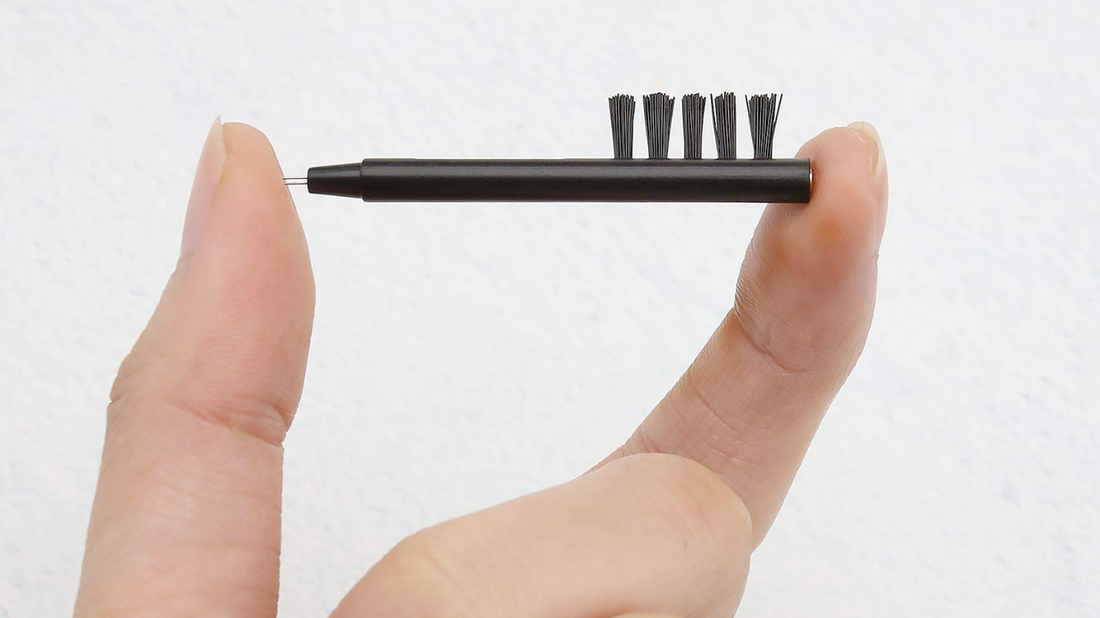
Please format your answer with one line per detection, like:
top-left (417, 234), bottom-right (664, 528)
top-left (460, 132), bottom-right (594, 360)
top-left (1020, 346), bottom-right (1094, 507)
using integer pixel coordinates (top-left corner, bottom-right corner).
top-left (181, 117), bottom-right (226, 257)
top-left (846, 121), bottom-right (887, 191)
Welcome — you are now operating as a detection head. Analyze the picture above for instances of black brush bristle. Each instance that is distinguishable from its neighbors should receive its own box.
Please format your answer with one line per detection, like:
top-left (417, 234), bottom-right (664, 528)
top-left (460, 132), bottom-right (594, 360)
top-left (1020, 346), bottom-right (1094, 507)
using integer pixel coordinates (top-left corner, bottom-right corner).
top-left (681, 93), bottom-right (706, 159)
top-left (608, 94), bottom-right (635, 159)
top-left (643, 92), bottom-right (675, 159)
top-left (710, 92), bottom-right (737, 159)
top-left (745, 93), bottom-right (783, 159)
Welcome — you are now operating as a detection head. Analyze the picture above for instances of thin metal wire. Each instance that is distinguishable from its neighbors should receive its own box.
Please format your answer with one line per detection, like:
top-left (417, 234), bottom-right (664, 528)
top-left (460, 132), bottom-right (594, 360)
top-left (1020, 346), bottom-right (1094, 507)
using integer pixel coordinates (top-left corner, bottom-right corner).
top-left (283, 177), bottom-right (308, 185)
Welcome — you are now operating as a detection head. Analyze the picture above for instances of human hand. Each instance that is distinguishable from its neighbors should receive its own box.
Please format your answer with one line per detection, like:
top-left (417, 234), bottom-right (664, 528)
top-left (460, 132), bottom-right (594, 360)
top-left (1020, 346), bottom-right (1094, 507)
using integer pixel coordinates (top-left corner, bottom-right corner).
top-left (74, 118), bottom-right (887, 618)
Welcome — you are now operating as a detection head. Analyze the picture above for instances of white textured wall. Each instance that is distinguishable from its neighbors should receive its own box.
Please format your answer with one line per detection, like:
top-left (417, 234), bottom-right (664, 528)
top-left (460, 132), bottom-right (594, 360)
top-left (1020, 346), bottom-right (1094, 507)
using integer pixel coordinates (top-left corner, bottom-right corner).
top-left (2, 1), bottom-right (1098, 616)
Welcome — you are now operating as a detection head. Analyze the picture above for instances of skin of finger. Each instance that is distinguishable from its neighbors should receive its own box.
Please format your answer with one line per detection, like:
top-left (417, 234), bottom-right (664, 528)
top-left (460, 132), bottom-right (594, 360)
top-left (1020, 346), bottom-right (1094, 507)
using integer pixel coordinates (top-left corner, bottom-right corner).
top-left (331, 453), bottom-right (753, 618)
top-left (598, 126), bottom-right (887, 546)
top-left (75, 123), bottom-right (314, 618)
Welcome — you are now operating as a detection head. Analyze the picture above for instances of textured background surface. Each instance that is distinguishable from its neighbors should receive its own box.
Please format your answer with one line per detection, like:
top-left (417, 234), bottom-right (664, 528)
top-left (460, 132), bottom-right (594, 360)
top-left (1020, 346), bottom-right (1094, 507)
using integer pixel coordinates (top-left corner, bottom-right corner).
top-left (1, 1), bottom-right (1098, 616)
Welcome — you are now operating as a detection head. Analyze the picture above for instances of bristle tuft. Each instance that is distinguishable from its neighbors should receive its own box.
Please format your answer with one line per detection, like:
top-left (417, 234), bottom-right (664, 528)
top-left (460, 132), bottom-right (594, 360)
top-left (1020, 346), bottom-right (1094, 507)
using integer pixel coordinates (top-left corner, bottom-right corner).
top-left (608, 94), bottom-right (636, 159)
top-left (643, 92), bottom-right (675, 159)
top-left (710, 92), bottom-right (737, 159)
top-left (745, 93), bottom-right (783, 159)
top-left (681, 94), bottom-right (706, 159)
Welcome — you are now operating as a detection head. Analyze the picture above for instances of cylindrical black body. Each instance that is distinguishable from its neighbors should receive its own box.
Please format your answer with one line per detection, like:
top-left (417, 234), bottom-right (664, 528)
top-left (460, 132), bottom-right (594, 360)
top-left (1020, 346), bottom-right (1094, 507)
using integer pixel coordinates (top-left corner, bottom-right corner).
top-left (307, 158), bottom-right (811, 203)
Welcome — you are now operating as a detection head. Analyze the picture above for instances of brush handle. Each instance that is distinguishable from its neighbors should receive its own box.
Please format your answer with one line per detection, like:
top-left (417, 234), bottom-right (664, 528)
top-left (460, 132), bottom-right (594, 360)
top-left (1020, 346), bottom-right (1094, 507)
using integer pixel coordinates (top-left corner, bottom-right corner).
top-left (306, 159), bottom-right (811, 203)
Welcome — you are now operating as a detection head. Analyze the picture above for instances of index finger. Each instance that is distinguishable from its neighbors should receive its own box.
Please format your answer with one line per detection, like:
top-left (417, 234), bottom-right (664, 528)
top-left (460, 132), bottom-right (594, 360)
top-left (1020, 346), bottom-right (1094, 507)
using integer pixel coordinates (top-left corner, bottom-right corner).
top-left (597, 123), bottom-right (888, 545)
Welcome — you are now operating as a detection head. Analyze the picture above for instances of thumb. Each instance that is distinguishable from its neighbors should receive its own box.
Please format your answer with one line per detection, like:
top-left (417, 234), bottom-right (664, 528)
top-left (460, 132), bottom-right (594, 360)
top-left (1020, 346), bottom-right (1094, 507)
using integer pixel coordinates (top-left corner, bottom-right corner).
top-left (75, 120), bottom-right (314, 618)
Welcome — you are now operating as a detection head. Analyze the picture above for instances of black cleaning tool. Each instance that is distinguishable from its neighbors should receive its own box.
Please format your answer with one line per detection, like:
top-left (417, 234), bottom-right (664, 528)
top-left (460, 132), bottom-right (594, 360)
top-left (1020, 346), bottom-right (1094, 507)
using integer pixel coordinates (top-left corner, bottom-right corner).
top-left (284, 92), bottom-right (810, 203)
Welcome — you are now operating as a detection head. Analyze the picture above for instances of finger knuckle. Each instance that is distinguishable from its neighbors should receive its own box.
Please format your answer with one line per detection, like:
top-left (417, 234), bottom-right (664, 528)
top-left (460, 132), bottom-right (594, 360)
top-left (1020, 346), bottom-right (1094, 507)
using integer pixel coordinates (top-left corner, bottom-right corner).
top-left (107, 347), bottom-right (292, 448)
top-left (729, 296), bottom-right (818, 374)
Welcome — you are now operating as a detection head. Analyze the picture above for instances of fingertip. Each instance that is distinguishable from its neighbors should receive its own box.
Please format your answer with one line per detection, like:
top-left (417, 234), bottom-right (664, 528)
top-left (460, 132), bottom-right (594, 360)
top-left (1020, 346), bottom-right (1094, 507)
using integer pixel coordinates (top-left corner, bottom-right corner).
top-left (217, 121), bottom-right (294, 202)
top-left (221, 122), bottom-right (280, 165)
top-left (211, 122), bottom-right (310, 271)
top-left (764, 124), bottom-right (888, 289)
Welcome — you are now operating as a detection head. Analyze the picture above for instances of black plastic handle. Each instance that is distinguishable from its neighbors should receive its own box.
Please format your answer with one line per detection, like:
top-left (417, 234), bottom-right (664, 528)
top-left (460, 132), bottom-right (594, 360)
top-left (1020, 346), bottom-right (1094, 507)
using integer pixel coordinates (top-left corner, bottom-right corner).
top-left (306, 158), bottom-right (812, 203)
